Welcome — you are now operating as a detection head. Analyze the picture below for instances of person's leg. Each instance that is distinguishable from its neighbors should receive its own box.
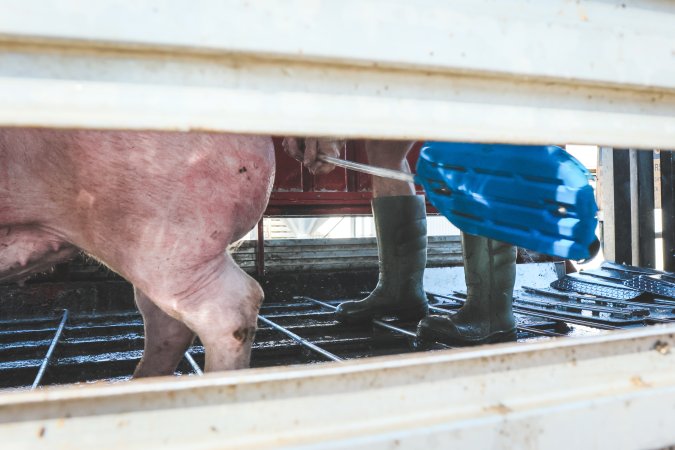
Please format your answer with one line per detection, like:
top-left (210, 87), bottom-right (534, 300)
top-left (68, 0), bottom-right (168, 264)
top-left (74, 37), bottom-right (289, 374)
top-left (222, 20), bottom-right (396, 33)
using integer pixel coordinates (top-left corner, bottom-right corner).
top-left (417, 233), bottom-right (517, 345)
top-left (335, 140), bottom-right (428, 323)
top-left (365, 140), bottom-right (416, 197)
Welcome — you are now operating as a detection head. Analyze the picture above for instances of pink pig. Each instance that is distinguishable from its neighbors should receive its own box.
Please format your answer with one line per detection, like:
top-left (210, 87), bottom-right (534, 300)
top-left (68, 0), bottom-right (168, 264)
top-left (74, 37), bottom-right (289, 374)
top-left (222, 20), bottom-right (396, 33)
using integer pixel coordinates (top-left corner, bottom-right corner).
top-left (0, 129), bottom-right (275, 376)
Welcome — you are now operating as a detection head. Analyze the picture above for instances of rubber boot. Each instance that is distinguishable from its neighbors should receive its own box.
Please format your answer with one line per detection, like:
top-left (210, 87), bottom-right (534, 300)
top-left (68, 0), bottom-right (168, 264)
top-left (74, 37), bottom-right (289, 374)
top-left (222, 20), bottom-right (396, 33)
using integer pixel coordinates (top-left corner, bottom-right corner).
top-left (417, 233), bottom-right (517, 345)
top-left (335, 195), bottom-right (428, 323)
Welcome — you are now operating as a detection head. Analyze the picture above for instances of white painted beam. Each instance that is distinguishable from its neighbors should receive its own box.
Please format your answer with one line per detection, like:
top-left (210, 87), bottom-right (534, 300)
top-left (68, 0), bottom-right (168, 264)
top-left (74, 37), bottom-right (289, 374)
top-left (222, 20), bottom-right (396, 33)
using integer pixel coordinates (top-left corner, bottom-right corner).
top-left (1, 325), bottom-right (674, 449)
top-left (0, 0), bottom-right (674, 147)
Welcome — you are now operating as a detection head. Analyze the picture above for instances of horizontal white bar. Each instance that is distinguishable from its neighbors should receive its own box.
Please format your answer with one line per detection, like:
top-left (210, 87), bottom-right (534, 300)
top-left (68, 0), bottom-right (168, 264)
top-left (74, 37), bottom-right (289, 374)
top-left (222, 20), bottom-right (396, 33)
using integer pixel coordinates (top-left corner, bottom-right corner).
top-left (0, 0), bottom-right (674, 147)
top-left (2, 0), bottom-right (674, 90)
top-left (1, 324), bottom-right (674, 449)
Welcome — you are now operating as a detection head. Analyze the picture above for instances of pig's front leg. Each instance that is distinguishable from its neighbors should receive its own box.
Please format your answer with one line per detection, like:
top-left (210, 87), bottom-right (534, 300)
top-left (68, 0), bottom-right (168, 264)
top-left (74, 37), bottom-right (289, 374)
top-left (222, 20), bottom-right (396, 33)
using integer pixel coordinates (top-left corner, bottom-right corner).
top-left (133, 287), bottom-right (195, 378)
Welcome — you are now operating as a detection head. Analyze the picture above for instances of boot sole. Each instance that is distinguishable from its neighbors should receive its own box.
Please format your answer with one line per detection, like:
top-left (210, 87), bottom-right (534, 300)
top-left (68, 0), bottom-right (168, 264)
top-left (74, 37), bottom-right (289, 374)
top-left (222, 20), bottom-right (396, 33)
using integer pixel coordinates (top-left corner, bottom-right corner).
top-left (418, 326), bottom-right (517, 346)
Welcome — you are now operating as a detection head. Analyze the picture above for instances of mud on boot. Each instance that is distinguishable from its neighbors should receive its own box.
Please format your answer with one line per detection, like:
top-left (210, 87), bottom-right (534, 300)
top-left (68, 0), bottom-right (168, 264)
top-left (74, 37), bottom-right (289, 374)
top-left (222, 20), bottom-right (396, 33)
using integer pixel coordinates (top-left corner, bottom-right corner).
top-left (417, 233), bottom-right (517, 345)
top-left (336, 195), bottom-right (428, 324)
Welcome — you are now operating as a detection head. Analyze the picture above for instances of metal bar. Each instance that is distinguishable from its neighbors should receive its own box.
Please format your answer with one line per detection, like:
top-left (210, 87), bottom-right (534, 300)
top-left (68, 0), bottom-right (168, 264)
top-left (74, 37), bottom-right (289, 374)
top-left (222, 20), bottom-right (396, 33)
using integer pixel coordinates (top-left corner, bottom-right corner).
top-left (304, 297), bottom-right (414, 336)
top-left (637, 149), bottom-right (656, 268)
top-left (645, 317), bottom-right (675, 325)
top-left (598, 147), bottom-right (615, 262)
top-left (630, 149), bottom-right (640, 264)
top-left (31, 309), bottom-right (68, 390)
top-left (662, 151), bottom-right (675, 271)
top-left (183, 351), bottom-right (203, 376)
top-left (427, 292), bottom-right (621, 331)
top-left (598, 148), bottom-right (636, 265)
top-left (318, 155), bottom-right (415, 183)
top-left (256, 219), bottom-right (264, 278)
top-left (427, 305), bottom-right (566, 338)
top-left (304, 297), bottom-right (452, 348)
top-left (615, 149), bottom-right (633, 264)
top-left (257, 314), bottom-right (343, 362)
top-left (510, 308), bottom-right (621, 331)
top-left (517, 295), bottom-right (645, 318)
top-left (523, 285), bottom-right (669, 317)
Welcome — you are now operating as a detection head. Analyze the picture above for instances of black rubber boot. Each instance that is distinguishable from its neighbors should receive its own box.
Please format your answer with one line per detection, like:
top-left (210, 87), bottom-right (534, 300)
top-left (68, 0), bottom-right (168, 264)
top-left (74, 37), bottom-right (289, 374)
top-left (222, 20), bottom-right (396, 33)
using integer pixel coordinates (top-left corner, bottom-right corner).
top-left (336, 195), bottom-right (428, 323)
top-left (417, 233), bottom-right (517, 345)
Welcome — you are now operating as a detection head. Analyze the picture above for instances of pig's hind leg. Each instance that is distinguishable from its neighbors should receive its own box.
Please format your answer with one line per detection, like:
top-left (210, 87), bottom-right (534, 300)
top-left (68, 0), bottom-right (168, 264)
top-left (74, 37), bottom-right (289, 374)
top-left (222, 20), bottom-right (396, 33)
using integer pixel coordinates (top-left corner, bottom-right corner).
top-left (133, 287), bottom-right (196, 378)
top-left (167, 253), bottom-right (263, 372)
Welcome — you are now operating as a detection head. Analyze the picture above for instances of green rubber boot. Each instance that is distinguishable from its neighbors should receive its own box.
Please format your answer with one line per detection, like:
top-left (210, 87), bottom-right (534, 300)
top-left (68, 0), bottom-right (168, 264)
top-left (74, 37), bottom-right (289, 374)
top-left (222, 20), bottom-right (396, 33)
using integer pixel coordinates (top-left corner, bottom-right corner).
top-left (336, 195), bottom-right (428, 323)
top-left (417, 233), bottom-right (517, 345)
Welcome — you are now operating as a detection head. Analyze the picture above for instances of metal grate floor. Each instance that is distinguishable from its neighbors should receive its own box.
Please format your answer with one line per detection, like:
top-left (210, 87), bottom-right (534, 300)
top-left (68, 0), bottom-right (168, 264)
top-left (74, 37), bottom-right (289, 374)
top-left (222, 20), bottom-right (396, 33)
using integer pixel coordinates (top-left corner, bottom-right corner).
top-left (2, 261), bottom-right (675, 390)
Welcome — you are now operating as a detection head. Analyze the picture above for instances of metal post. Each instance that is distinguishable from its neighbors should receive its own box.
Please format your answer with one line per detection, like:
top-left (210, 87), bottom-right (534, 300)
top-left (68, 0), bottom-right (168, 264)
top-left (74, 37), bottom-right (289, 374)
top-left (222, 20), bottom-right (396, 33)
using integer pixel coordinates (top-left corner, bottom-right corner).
top-left (613, 149), bottom-right (633, 264)
top-left (599, 148), bottom-right (656, 266)
top-left (256, 219), bottom-right (265, 277)
top-left (662, 151), bottom-right (675, 271)
top-left (636, 150), bottom-right (656, 268)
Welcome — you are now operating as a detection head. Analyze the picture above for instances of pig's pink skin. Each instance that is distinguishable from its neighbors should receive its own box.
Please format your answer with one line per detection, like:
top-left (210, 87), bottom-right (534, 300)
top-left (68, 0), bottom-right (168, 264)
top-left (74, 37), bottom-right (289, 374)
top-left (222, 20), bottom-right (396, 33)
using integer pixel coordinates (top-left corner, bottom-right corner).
top-left (0, 129), bottom-right (274, 373)
top-left (0, 226), bottom-right (78, 283)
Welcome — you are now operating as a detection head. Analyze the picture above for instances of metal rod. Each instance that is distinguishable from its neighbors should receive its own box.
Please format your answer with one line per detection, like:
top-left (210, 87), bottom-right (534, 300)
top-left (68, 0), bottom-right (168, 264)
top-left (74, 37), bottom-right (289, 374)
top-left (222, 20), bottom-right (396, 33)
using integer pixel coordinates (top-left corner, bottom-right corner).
top-left (31, 309), bottom-right (69, 390)
top-left (646, 317), bottom-right (675, 324)
top-left (319, 155), bottom-right (415, 183)
top-left (517, 291), bottom-right (645, 317)
top-left (184, 351), bottom-right (203, 375)
top-left (303, 297), bottom-right (452, 348)
top-left (512, 309), bottom-right (620, 330)
top-left (305, 297), bottom-right (416, 336)
top-left (256, 219), bottom-right (265, 277)
top-left (257, 314), bottom-right (343, 362)
top-left (427, 292), bottom-right (621, 331)
top-left (427, 304), bottom-right (566, 337)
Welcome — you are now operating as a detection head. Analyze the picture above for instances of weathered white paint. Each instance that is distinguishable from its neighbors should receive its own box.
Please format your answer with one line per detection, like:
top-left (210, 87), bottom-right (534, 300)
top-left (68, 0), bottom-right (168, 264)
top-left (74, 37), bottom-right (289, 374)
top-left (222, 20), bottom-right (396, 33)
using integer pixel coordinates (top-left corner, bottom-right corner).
top-left (1, 325), bottom-right (674, 449)
top-left (0, 0), bottom-right (674, 147)
top-left (1, 2), bottom-right (674, 447)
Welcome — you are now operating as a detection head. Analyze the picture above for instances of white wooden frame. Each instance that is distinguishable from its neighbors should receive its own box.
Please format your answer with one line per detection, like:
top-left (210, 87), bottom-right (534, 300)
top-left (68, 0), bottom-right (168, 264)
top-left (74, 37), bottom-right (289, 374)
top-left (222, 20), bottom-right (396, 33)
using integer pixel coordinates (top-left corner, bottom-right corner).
top-left (1, 1), bottom-right (675, 448)
top-left (0, 0), bottom-right (674, 147)
top-left (1, 325), bottom-right (674, 449)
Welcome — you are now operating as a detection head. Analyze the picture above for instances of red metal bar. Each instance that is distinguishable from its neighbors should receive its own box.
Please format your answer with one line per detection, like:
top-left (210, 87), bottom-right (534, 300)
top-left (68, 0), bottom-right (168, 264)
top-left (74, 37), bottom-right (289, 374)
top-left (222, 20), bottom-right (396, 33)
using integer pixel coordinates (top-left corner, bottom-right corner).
top-left (256, 219), bottom-right (265, 277)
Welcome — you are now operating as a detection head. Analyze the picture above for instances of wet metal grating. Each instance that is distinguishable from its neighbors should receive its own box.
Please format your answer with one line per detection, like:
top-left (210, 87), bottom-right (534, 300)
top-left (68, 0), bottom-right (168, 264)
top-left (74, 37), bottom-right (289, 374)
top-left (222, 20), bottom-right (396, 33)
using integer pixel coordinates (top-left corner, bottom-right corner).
top-left (2, 261), bottom-right (675, 390)
top-left (0, 294), bottom-right (569, 389)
